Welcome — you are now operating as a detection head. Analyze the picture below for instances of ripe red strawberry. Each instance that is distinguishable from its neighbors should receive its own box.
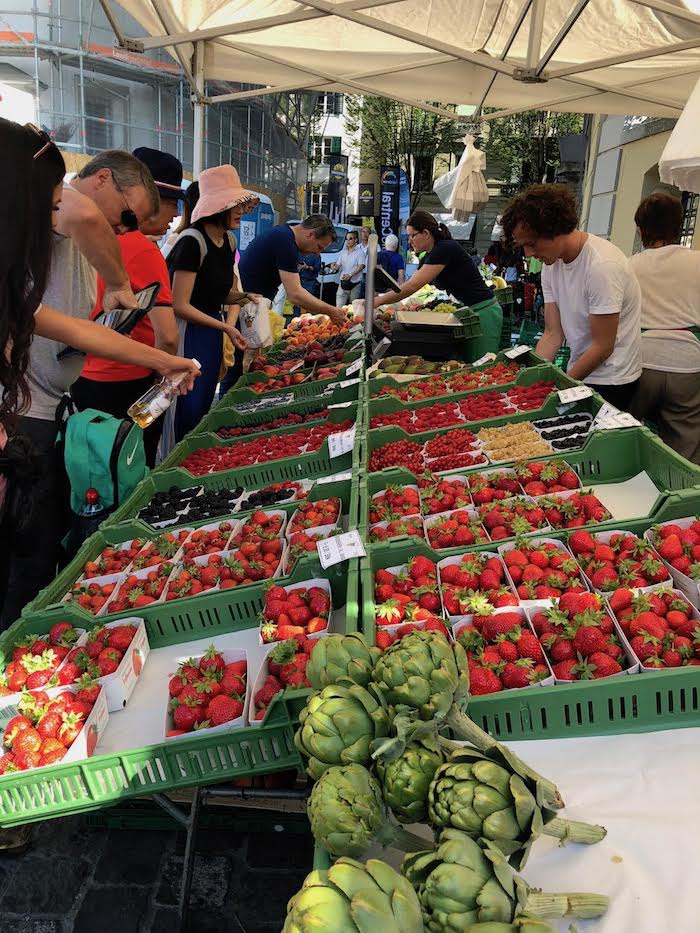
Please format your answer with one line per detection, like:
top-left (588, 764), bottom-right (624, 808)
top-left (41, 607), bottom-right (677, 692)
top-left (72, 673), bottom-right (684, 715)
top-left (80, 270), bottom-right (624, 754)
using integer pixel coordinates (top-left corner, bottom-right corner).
top-left (552, 659), bottom-right (578, 680)
top-left (206, 695), bottom-right (244, 725)
top-left (172, 700), bottom-right (200, 731)
top-left (375, 631), bottom-right (393, 649)
top-left (572, 626), bottom-right (608, 657)
top-left (569, 530), bottom-right (596, 555)
top-left (588, 652), bottom-right (622, 678)
top-left (516, 630), bottom-right (545, 663)
top-left (469, 667), bottom-right (503, 695)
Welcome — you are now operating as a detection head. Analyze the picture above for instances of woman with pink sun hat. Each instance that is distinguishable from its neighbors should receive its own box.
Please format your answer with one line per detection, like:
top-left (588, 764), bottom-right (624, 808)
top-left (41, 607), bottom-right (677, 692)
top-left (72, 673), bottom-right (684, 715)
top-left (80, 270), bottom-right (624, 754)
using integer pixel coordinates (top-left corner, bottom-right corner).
top-left (167, 164), bottom-right (260, 440)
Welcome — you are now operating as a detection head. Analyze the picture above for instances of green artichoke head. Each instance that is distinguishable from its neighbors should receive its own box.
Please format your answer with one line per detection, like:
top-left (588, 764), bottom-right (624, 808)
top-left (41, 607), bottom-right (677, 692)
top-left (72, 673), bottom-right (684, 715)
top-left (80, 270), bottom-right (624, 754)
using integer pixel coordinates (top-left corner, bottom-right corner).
top-left (402, 828), bottom-right (524, 930)
top-left (428, 746), bottom-right (546, 870)
top-left (306, 632), bottom-right (381, 691)
top-left (282, 856), bottom-right (423, 933)
top-left (372, 630), bottom-right (469, 722)
top-left (307, 763), bottom-right (388, 858)
top-left (378, 739), bottom-right (445, 824)
top-left (294, 682), bottom-right (391, 781)
top-left (466, 922), bottom-right (556, 933)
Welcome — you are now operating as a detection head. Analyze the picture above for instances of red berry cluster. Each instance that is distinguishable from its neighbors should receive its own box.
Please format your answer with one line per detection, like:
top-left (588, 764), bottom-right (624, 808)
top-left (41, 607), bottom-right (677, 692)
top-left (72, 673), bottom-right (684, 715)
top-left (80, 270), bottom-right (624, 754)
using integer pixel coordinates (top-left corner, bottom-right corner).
top-left (608, 587), bottom-right (700, 668)
top-left (457, 611), bottom-right (549, 694)
top-left (168, 647), bottom-right (247, 734)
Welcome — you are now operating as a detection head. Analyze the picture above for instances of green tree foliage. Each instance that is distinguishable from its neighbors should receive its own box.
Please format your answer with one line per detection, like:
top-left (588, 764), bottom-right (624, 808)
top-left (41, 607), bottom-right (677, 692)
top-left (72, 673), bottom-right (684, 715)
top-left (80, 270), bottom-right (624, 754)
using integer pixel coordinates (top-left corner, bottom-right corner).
top-left (483, 110), bottom-right (584, 193)
top-left (344, 96), bottom-right (463, 210)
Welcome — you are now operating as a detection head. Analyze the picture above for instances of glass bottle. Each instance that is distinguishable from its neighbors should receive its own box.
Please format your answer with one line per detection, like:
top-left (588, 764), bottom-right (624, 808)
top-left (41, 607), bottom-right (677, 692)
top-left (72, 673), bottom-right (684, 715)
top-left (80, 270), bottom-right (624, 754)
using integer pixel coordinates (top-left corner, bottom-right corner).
top-left (128, 359), bottom-right (200, 429)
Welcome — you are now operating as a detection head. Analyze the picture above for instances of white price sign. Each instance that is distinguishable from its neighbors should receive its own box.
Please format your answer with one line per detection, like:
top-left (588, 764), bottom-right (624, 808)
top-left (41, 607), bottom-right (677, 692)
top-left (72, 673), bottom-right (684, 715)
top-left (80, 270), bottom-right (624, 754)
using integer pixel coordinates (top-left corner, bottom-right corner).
top-left (316, 471), bottom-right (353, 485)
top-left (557, 385), bottom-right (593, 404)
top-left (345, 357), bottom-right (364, 376)
top-left (328, 401), bottom-right (353, 409)
top-left (473, 353), bottom-right (497, 366)
top-left (327, 426), bottom-right (356, 458)
top-left (504, 345), bottom-right (531, 359)
top-left (596, 411), bottom-right (642, 430)
top-left (317, 530), bottom-right (366, 568)
top-left (593, 401), bottom-right (621, 427)
top-left (327, 378), bottom-right (361, 391)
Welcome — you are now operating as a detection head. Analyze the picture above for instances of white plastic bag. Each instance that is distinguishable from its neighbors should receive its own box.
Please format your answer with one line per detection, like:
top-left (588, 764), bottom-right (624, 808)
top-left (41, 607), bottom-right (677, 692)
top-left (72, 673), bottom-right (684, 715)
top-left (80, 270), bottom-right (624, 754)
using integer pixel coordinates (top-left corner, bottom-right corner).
top-left (433, 135), bottom-right (489, 221)
top-left (238, 297), bottom-right (272, 348)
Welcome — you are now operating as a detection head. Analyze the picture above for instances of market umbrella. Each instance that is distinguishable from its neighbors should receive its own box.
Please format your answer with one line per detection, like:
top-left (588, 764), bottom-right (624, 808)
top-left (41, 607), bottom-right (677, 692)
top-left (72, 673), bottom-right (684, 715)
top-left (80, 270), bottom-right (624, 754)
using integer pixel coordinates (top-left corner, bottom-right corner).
top-left (659, 75), bottom-right (700, 194)
top-left (434, 134), bottom-right (489, 221)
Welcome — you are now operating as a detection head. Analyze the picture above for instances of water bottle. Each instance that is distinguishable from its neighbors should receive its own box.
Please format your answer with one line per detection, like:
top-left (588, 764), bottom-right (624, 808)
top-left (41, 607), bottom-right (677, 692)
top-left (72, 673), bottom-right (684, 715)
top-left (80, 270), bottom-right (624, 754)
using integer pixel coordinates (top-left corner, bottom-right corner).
top-left (75, 487), bottom-right (108, 543)
top-left (128, 358), bottom-right (200, 428)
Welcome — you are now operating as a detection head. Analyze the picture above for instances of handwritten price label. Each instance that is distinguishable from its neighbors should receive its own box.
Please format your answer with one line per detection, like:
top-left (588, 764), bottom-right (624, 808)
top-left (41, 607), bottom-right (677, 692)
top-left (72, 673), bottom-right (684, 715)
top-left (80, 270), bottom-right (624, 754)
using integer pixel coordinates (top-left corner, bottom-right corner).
top-left (327, 378), bottom-right (361, 391)
top-left (557, 386), bottom-right (593, 404)
top-left (504, 345), bottom-right (531, 359)
top-left (345, 357), bottom-right (364, 376)
top-left (473, 353), bottom-right (497, 366)
top-left (327, 427), bottom-right (356, 458)
top-left (317, 530), bottom-right (366, 568)
top-left (316, 471), bottom-right (353, 485)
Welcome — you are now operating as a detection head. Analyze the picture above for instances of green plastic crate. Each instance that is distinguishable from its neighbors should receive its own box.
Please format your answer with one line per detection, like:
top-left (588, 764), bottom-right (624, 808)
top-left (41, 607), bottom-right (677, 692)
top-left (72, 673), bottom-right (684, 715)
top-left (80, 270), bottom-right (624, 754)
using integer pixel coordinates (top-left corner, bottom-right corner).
top-left (195, 383), bottom-right (359, 436)
top-left (23, 476), bottom-right (360, 617)
top-left (0, 560), bottom-right (360, 827)
top-left (358, 534), bottom-right (700, 740)
top-left (367, 360), bottom-right (576, 420)
top-left (218, 353), bottom-right (363, 405)
top-left (158, 406), bottom-right (358, 475)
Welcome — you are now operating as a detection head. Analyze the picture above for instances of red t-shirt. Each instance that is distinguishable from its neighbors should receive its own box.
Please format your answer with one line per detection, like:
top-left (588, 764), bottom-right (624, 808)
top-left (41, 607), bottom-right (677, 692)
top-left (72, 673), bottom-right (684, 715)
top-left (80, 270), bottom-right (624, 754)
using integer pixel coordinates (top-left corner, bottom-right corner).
top-left (80, 231), bottom-right (174, 382)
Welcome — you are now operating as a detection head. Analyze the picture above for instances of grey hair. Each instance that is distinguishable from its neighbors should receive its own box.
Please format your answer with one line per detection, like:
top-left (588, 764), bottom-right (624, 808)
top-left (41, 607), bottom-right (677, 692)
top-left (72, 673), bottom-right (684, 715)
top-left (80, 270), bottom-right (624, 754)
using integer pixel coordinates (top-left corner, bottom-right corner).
top-left (78, 149), bottom-right (160, 215)
top-left (384, 234), bottom-right (399, 251)
top-left (300, 213), bottom-right (337, 242)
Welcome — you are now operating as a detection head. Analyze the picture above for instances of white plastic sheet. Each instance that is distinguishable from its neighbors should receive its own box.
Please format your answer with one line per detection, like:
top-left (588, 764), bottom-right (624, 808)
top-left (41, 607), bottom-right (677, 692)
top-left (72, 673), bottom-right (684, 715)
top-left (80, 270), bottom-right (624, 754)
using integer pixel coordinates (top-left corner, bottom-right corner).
top-left (660, 74), bottom-right (700, 193)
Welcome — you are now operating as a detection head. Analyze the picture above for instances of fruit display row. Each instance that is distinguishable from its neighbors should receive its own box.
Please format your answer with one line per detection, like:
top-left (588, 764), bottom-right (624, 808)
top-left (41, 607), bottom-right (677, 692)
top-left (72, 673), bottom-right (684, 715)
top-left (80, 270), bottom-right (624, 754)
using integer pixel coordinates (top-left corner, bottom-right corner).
top-left (179, 417), bottom-right (355, 476)
top-left (370, 359), bottom-right (522, 400)
top-left (372, 355), bottom-right (464, 376)
top-left (241, 360), bottom-right (347, 393)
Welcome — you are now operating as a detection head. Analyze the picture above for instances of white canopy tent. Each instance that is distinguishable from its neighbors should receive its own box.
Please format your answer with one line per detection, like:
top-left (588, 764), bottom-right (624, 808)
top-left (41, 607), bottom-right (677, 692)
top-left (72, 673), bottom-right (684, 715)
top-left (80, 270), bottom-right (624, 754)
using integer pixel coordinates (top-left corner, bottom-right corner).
top-left (100, 0), bottom-right (700, 171)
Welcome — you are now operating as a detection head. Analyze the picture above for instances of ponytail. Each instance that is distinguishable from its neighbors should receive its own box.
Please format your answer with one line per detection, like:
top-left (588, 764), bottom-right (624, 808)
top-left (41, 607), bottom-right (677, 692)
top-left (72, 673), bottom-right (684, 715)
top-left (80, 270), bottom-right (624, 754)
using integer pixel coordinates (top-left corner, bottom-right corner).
top-left (407, 209), bottom-right (451, 241)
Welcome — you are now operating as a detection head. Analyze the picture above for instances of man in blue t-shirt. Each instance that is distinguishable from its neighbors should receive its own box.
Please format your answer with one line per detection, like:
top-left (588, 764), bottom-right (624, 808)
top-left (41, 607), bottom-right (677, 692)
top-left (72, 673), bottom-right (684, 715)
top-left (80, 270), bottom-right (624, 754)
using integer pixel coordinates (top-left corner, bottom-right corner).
top-left (376, 233), bottom-right (406, 284)
top-left (239, 214), bottom-right (345, 323)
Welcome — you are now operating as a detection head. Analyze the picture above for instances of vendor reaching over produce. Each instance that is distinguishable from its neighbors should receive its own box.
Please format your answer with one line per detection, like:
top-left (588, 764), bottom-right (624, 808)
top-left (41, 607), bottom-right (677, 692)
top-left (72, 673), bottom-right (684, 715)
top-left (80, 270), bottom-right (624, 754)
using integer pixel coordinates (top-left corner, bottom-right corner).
top-left (239, 215), bottom-right (347, 325)
top-left (504, 184), bottom-right (642, 410)
top-left (374, 210), bottom-right (503, 355)
top-left (628, 193), bottom-right (700, 463)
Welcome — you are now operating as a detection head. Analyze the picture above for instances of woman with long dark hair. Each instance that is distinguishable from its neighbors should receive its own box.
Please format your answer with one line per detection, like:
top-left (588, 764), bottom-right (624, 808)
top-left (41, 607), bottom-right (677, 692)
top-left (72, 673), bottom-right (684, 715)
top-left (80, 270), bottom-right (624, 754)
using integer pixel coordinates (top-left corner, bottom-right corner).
top-left (374, 209), bottom-right (503, 355)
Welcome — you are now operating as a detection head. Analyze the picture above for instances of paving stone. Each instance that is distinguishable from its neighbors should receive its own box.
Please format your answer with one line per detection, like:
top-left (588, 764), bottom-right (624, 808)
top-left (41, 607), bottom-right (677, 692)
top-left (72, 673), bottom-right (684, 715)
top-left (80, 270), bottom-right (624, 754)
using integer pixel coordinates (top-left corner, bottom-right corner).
top-left (149, 907), bottom-right (180, 933)
top-left (1, 854), bottom-right (90, 914)
top-left (39, 816), bottom-right (107, 862)
top-left (232, 870), bottom-right (307, 928)
top-left (94, 829), bottom-right (175, 884)
top-left (156, 853), bottom-right (230, 909)
top-left (246, 830), bottom-right (313, 870)
top-left (73, 885), bottom-right (150, 933)
top-left (0, 920), bottom-right (63, 933)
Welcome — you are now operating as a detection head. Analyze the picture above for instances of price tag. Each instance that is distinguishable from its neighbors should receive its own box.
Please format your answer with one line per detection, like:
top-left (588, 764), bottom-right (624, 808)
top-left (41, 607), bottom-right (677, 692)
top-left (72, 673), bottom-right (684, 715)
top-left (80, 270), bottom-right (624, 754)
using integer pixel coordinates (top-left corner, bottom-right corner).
top-left (345, 357), bottom-right (365, 376)
top-left (327, 426), bottom-right (356, 458)
top-left (326, 378), bottom-right (361, 391)
top-left (328, 401), bottom-right (353, 409)
top-left (317, 530), bottom-right (366, 568)
top-left (372, 337), bottom-right (391, 361)
top-left (473, 353), bottom-right (497, 366)
top-left (592, 401), bottom-right (621, 427)
top-left (316, 471), bottom-right (353, 485)
top-left (596, 411), bottom-right (642, 430)
top-left (504, 345), bottom-right (531, 359)
top-left (557, 385), bottom-right (593, 405)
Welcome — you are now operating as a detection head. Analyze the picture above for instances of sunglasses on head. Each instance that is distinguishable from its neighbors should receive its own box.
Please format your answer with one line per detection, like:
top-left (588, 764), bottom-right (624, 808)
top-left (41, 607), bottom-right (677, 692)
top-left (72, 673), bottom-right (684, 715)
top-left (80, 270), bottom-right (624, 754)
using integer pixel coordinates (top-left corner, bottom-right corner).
top-left (26, 123), bottom-right (55, 160)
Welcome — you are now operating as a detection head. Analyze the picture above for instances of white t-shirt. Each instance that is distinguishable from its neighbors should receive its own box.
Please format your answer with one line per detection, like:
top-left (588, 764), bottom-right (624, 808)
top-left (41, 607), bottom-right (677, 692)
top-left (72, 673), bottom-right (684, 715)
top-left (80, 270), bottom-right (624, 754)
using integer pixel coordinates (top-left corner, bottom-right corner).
top-left (628, 245), bottom-right (700, 373)
top-left (336, 246), bottom-right (365, 284)
top-left (542, 234), bottom-right (642, 385)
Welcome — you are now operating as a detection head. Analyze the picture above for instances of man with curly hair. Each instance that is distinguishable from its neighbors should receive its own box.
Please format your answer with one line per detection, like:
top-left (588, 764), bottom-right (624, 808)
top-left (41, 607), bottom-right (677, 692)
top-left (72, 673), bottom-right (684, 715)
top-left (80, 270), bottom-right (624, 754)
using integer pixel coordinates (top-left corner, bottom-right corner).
top-left (503, 184), bottom-right (641, 409)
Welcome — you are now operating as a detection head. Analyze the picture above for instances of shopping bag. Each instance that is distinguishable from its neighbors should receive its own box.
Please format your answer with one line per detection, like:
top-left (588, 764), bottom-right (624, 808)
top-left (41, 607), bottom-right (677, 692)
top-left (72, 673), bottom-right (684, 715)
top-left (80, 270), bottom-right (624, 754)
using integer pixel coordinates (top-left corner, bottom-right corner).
top-left (238, 297), bottom-right (273, 348)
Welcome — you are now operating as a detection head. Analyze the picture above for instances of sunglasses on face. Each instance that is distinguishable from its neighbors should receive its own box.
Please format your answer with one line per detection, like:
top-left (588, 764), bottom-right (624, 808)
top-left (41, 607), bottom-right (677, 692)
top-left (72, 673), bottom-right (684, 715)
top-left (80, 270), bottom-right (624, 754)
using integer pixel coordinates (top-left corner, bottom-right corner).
top-left (112, 175), bottom-right (139, 232)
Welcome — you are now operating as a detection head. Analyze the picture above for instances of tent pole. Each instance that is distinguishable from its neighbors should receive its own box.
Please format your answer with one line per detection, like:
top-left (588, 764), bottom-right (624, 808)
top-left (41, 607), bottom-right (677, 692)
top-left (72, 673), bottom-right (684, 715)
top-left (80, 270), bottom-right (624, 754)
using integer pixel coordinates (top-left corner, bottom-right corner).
top-left (525, 0), bottom-right (546, 70)
top-left (579, 114), bottom-right (602, 231)
top-left (192, 40), bottom-right (205, 176)
top-left (473, 0), bottom-right (533, 119)
top-left (536, 0), bottom-right (591, 75)
top-left (364, 233), bottom-right (378, 337)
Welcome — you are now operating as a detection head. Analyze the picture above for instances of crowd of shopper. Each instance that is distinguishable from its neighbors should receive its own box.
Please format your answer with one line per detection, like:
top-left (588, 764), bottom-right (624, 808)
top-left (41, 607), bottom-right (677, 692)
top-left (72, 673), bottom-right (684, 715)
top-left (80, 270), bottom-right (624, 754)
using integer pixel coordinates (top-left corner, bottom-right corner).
top-left (1, 114), bottom-right (699, 635)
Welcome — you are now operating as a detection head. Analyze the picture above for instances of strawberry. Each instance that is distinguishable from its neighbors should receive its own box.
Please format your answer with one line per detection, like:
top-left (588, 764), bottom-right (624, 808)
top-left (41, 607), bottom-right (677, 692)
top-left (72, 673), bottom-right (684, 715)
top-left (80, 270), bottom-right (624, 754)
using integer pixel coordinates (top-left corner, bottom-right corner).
top-left (206, 695), bottom-right (244, 725)
top-left (469, 667), bottom-right (503, 695)
top-left (552, 659), bottom-right (578, 680)
top-left (588, 653), bottom-right (622, 678)
top-left (516, 630), bottom-right (545, 663)
top-left (199, 645), bottom-right (225, 676)
top-left (572, 626), bottom-right (608, 657)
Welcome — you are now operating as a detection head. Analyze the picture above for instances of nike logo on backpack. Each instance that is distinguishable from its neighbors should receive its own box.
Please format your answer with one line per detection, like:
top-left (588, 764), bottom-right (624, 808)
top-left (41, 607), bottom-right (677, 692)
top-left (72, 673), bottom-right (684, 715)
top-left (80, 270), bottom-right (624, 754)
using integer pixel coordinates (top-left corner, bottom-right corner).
top-left (126, 440), bottom-right (139, 466)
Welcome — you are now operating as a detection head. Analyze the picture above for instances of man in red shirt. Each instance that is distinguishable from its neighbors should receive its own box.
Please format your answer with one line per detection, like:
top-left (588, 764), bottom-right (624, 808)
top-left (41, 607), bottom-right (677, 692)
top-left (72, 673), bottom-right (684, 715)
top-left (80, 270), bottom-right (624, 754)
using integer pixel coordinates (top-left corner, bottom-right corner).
top-left (71, 148), bottom-right (184, 464)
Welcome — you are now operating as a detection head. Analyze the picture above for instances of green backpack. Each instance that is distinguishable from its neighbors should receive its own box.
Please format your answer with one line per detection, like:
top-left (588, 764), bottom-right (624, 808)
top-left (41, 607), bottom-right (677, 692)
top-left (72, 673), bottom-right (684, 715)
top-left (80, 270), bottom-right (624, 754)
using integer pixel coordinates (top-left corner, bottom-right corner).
top-left (63, 409), bottom-right (148, 515)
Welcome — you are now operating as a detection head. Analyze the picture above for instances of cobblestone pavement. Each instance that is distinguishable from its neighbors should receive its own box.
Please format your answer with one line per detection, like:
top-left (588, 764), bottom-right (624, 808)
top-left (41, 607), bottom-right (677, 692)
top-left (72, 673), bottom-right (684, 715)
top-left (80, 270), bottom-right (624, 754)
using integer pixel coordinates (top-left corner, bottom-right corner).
top-left (0, 809), bottom-right (314, 932)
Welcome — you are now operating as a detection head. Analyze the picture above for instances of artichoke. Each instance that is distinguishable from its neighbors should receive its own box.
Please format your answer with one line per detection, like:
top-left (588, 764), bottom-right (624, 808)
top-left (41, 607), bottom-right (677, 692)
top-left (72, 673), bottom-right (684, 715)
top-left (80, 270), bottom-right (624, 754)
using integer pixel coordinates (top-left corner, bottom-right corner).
top-left (466, 922), bottom-right (556, 933)
top-left (308, 763), bottom-right (432, 858)
top-left (378, 739), bottom-right (445, 824)
top-left (428, 746), bottom-right (606, 870)
top-left (307, 632), bottom-right (381, 690)
top-left (282, 856), bottom-right (423, 933)
top-left (372, 631), bottom-right (562, 809)
top-left (403, 828), bottom-right (609, 930)
top-left (295, 682), bottom-right (391, 780)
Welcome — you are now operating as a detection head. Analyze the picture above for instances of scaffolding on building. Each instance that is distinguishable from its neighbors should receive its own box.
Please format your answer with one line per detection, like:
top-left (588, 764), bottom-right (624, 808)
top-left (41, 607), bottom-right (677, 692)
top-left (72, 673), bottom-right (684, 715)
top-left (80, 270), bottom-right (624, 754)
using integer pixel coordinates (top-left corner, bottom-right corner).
top-left (0, 1), bottom-right (317, 216)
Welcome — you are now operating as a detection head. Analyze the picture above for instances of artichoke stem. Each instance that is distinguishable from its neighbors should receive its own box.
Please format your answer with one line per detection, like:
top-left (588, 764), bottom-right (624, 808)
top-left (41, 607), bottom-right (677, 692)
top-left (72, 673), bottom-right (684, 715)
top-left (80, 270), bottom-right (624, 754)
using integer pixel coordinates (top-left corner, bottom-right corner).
top-left (543, 816), bottom-right (607, 846)
top-left (442, 707), bottom-right (564, 809)
top-left (522, 892), bottom-right (610, 920)
top-left (377, 820), bottom-right (433, 853)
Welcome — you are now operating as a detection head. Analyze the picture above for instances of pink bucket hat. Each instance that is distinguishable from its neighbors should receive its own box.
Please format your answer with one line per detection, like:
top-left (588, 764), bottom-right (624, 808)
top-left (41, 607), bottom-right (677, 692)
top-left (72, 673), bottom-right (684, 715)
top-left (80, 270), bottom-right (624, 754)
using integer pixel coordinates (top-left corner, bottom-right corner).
top-left (191, 164), bottom-right (259, 223)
